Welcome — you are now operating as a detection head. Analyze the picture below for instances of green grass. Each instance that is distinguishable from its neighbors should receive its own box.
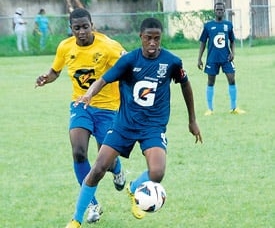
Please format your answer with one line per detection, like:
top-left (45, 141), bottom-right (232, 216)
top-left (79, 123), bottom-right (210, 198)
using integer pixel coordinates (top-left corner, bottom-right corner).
top-left (0, 45), bottom-right (275, 228)
top-left (0, 35), bottom-right (66, 56)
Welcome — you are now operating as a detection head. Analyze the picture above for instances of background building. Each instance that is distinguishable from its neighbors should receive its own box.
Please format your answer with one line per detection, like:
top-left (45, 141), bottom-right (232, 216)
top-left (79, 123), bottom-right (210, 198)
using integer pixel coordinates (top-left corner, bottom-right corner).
top-left (163, 0), bottom-right (275, 40)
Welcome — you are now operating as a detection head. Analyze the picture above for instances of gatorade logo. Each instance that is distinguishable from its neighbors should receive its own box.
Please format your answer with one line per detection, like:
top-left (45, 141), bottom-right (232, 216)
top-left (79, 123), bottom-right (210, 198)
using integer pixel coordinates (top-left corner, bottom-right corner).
top-left (213, 33), bottom-right (225, 48)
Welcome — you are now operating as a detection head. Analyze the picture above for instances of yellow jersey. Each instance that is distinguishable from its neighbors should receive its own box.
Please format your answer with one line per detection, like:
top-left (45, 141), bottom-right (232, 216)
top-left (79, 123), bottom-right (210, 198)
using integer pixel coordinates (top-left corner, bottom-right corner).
top-left (52, 32), bottom-right (125, 110)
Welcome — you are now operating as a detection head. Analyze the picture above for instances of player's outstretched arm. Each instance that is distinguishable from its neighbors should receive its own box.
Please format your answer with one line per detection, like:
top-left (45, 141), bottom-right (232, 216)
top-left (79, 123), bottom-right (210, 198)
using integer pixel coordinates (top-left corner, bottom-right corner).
top-left (74, 78), bottom-right (107, 109)
top-left (180, 81), bottom-right (202, 143)
top-left (35, 68), bottom-right (60, 88)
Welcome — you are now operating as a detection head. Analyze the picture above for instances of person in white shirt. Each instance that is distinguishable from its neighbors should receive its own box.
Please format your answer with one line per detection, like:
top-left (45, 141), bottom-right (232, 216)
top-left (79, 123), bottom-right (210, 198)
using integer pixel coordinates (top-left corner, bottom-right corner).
top-left (13, 8), bottom-right (29, 52)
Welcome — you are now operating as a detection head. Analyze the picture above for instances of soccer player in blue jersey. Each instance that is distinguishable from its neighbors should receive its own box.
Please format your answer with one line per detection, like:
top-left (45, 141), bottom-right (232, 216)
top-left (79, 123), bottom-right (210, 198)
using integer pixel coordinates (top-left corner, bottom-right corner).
top-left (197, 2), bottom-right (245, 115)
top-left (65, 17), bottom-right (202, 228)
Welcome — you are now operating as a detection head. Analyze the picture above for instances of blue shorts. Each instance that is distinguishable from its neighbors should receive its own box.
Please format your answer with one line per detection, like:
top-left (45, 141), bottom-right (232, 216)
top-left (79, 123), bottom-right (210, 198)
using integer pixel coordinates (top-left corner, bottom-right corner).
top-left (103, 127), bottom-right (168, 158)
top-left (69, 102), bottom-right (117, 144)
top-left (204, 61), bottom-right (235, 75)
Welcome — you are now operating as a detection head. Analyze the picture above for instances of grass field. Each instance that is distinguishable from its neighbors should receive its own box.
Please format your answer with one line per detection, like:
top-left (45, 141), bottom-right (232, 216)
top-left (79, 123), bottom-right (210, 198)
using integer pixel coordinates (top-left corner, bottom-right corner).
top-left (1, 45), bottom-right (274, 228)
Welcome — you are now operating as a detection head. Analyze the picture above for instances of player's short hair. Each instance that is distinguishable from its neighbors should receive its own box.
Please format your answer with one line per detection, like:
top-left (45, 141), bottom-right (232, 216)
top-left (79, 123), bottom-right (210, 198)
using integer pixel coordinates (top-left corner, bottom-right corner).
top-left (39, 8), bottom-right (45, 14)
top-left (140, 18), bottom-right (163, 33)
top-left (69, 8), bottom-right (92, 25)
top-left (214, 2), bottom-right (225, 10)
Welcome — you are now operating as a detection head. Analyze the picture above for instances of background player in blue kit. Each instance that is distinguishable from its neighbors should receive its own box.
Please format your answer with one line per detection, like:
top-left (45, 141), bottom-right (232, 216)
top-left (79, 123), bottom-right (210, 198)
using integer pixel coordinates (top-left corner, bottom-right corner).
top-left (197, 2), bottom-right (245, 115)
top-left (65, 17), bottom-right (202, 228)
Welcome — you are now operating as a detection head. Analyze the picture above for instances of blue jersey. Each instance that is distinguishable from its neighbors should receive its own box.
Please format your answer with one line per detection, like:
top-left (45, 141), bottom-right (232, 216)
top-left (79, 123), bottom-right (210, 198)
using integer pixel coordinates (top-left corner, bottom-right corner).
top-left (199, 20), bottom-right (235, 63)
top-left (35, 15), bottom-right (49, 31)
top-left (103, 48), bottom-right (188, 132)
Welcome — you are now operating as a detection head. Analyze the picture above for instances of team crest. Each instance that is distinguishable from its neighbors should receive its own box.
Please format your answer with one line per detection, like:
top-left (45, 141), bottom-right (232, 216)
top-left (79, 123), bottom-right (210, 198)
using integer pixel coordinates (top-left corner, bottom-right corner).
top-left (93, 52), bottom-right (102, 63)
top-left (157, 63), bottom-right (168, 78)
top-left (223, 24), bottom-right (228, 32)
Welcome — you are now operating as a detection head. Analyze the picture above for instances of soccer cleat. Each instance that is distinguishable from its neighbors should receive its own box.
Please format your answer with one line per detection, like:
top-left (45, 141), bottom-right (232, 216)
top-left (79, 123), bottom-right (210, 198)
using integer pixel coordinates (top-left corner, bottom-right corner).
top-left (65, 220), bottom-right (81, 228)
top-left (113, 170), bottom-right (126, 191)
top-left (86, 204), bottom-right (103, 223)
top-left (204, 109), bottom-right (214, 116)
top-left (230, 107), bottom-right (246, 114)
top-left (126, 183), bottom-right (146, 219)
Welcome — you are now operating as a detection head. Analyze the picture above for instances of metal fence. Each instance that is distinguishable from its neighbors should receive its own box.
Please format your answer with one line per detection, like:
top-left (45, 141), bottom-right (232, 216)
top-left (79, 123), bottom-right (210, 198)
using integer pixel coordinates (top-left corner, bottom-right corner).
top-left (0, 8), bottom-right (274, 53)
top-left (0, 15), bottom-right (71, 37)
top-left (0, 13), bottom-right (150, 36)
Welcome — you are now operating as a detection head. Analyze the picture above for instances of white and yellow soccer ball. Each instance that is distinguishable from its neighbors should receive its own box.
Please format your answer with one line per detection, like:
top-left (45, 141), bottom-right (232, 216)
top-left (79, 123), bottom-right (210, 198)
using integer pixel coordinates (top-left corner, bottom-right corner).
top-left (134, 181), bottom-right (166, 212)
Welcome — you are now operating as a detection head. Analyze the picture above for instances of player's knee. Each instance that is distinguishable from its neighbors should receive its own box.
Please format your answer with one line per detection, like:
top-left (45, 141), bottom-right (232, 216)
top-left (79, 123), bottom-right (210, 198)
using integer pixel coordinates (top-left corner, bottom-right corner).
top-left (207, 75), bottom-right (215, 86)
top-left (207, 79), bottom-right (215, 86)
top-left (72, 147), bottom-right (88, 162)
top-left (85, 169), bottom-right (105, 186)
top-left (91, 164), bottom-right (108, 182)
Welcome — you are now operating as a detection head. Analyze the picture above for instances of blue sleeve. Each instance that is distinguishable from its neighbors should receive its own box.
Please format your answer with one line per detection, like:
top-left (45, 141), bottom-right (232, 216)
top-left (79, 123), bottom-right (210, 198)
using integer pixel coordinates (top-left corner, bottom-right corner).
top-left (199, 23), bottom-right (208, 43)
top-left (172, 58), bottom-right (188, 84)
top-left (103, 54), bottom-right (130, 83)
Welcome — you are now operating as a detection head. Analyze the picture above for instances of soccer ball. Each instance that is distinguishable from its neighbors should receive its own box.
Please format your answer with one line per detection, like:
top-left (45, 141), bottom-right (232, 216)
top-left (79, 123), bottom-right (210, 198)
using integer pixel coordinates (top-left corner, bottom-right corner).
top-left (134, 181), bottom-right (166, 212)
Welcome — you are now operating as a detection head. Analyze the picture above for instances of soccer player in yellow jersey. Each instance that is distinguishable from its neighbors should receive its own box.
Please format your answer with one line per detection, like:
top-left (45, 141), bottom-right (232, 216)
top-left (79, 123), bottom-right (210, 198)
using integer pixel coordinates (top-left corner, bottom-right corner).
top-left (35, 8), bottom-right (126, 223)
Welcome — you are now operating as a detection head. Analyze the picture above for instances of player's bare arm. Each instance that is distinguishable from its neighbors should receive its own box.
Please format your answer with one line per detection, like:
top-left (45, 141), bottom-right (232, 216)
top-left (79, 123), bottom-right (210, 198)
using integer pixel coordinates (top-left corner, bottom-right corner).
top-left (189, 121), bottom-right (202, 143)
top-left (228, 41), bottom-right (235, 61)
top-left (180, 81), bottom-right (202, 143)
top-left (74, 78), bottom-right (107, 109)
top-left (35, 68), bottom-right (60, 88)
top-left (197, 42), bottom-right (206, 70)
